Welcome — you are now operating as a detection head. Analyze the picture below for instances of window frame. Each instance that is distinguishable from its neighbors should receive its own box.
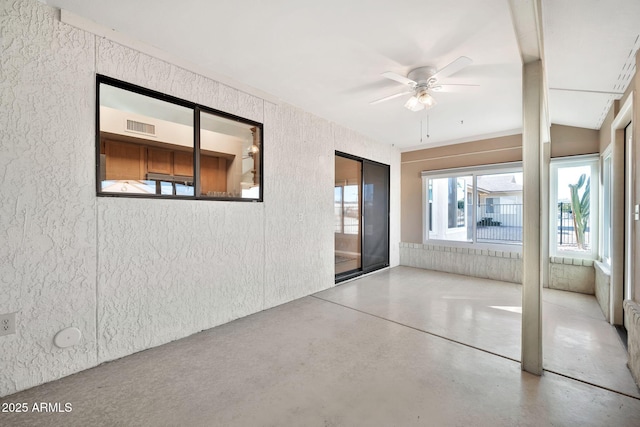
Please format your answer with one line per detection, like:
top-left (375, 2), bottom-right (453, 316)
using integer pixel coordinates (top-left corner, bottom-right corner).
top-left (421, 162), bottom-right (523, 250)
top-left (96, 74), bottom-right (264, 202)
top-left (549, 154), bottom-right (599, 260)
top-left (600, 148), bottom-right (613, 266)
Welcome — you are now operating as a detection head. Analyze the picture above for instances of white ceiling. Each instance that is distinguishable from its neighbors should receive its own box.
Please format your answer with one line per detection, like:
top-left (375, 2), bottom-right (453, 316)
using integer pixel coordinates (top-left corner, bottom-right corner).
top-left (45, 0), bottom-right (640, 150)
top-left (543, 0), bottom-right (640, 130)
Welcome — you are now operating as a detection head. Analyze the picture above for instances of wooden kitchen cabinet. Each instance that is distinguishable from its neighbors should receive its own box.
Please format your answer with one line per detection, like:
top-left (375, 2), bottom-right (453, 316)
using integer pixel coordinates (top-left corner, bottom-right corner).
top-left (147, 148), bottom-right (172, 175)
top-left (200, 156), bottom-right (227, 195)
top-left (104, 140), bottom-right (145, 180)
top-left (173, 151), bottom-right (193, 176)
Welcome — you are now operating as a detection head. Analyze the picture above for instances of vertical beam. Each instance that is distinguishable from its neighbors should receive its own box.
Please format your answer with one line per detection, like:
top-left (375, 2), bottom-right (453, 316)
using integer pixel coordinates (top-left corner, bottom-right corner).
top-left (611, 123), bottom-right (626, 324)
top-left (541, 142), bottom-right (550, 289)
top-left (634, 52), bottom-right (640, 303)
top-left (522, 60), bottom-right (543, 375)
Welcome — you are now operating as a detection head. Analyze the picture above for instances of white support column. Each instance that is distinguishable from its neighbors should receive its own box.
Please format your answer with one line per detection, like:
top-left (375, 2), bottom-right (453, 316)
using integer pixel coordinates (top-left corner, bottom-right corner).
top-left (522, 60), bottom-right (543, 375)
top-left (541, 142), bottom-right (550, 289)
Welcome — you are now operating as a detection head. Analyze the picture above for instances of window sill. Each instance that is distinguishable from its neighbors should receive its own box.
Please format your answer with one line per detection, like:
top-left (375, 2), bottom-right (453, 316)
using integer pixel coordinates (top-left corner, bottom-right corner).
top-left (422, 239), bottom-right (522, 254)
top-left (594, 260), bottom-right (611, 276)
top-left (549, 256), bottom-right (594, 267)
top-left (403, 242), bottom-right (522, 258)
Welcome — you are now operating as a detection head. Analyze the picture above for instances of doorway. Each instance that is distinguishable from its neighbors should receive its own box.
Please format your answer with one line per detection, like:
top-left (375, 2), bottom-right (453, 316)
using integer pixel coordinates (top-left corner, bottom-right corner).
top-left (334, 152), bottom-right (389, 281)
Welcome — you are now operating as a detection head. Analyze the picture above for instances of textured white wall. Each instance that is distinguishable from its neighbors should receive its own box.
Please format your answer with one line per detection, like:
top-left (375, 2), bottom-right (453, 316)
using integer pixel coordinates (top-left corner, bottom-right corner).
top-left (94, 38), bottom-right (270, 363)
top-left (0, 1), bottom-right (98, 397)
top-left (1, 0), bottom-right (400, 396)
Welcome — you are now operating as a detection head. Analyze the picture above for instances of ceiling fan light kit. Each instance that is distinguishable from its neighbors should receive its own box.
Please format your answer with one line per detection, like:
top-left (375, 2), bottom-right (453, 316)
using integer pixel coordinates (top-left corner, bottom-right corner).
top-left (416, 89), bottom-right (436, 107)
top-left (372, 56), bottom-right (474, 112)
top-left (404, 91), bottom-right (437, 112)
top-left (404, 96), bottom-right (423, 111)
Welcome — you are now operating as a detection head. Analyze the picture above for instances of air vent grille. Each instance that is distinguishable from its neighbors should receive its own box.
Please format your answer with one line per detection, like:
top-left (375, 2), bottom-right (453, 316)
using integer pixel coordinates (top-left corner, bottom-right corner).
top-left (126, 119), bottom-right (156, 136)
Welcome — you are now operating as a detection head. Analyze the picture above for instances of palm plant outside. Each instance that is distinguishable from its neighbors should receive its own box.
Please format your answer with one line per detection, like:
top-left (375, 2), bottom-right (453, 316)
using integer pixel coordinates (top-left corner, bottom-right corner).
top-left (568, 174), bottom-right (590, 249)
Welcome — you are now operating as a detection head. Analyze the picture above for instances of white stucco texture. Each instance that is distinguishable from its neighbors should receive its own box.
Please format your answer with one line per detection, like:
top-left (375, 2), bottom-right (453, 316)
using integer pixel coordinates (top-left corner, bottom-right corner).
top-left (1, 0), bottom-right (98, 396)
top-left (1, 0), bottom-right (401, 396)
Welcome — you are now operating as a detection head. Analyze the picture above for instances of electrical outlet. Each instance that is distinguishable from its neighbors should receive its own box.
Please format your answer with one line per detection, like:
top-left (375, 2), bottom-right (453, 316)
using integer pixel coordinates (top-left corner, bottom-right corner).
top-left (0, 313), bottom-right (16, 336)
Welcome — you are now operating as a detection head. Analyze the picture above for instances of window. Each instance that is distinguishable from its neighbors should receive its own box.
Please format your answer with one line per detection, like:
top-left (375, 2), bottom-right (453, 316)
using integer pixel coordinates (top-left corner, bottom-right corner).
top-left (485, 197), bottom-right (495, 213)
top-left (427, 175), bottom-right (472, 242)
top-left (422, 163), bottom-right (523, 245)
top-left (97, 76), bottom-right (262, 201)
top-left (550, 156), bottom-right (599, 259)
top-left (476, 172), bottom-right (523, 243)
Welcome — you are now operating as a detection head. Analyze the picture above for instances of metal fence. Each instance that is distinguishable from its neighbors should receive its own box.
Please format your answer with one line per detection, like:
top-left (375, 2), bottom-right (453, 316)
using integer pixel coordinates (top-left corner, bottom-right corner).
top-left (457, 208), bottom-right (465, 227)
top-left (557, 202), bottom-right (590, 250)
top-left (476, 203), bottom-right (523, 243)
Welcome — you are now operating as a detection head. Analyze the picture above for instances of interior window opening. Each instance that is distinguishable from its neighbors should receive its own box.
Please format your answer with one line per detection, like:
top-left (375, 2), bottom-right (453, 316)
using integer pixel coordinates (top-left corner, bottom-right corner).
top-left (97, 76), bottom-right (262, 201)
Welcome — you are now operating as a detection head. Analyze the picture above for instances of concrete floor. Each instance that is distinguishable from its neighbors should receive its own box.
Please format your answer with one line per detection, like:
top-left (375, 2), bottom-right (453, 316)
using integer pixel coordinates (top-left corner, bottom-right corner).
top-left (319, 266), bottom-right (640, 398)
top-left (1, 267), bottom-right (639, 426)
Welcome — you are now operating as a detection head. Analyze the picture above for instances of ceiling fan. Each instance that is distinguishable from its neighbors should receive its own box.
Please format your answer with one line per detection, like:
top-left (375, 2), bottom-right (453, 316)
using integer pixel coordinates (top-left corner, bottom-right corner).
top-left (371, 56), bottom-right (476, 111)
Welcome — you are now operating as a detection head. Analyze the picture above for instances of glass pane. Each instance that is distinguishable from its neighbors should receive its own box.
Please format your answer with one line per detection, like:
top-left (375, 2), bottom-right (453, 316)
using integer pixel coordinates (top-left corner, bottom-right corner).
top-left (99, 83), bottom-right (194, 196)
top-left (176, 182), bottom-right (195, 196)
top-left (428, 175), bottom-right (472, 242)
top-left (160, 181), bottom-right (173, 195)
top-left (199, 111), bottom-right (261, 199)
top-left (476, 172), bottom-right (523, 244)
top-left (335, 155), bottom-right (361, 275)
top-left (334, 186), bottom-right (343, 233)
top-left (428, 181), bottom-right (433, 232)
top-left (343, 185), bottom-right (359, 235)
top-left (555, 165), bottom-right (592, 253)
top-left (362, 161), bottom-right (389, 271)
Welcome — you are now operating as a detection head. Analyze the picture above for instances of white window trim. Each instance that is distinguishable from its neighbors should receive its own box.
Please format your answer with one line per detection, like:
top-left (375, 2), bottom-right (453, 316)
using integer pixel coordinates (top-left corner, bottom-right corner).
top-left (421, 162), bottom-right (523, 251)
top-left (600, 146), bottom-right (613, 267)
top-left (549, 154), bottom-right (599, 260)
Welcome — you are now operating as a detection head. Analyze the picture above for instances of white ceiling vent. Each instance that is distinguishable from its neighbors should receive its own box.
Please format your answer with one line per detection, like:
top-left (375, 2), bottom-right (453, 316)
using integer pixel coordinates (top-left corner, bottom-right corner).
top-left (126, 119), bottom-right (156, 136)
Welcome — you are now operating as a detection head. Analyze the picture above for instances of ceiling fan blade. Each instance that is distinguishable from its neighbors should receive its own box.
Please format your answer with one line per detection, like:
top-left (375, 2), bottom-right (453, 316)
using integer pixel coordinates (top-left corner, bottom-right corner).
top-left (432, 56), bottom-right (473, 81)
top-left (381, 71), bottom-right (417, 87)
top-left (432, 83), bottom-right (480, 93)
top-left (369, 90), bottom-right (413, 105)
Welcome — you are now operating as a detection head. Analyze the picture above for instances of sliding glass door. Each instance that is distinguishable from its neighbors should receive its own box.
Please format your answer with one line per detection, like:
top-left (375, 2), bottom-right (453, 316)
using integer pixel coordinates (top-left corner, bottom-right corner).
top-left (335, 153), bottom-right (389, 280)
